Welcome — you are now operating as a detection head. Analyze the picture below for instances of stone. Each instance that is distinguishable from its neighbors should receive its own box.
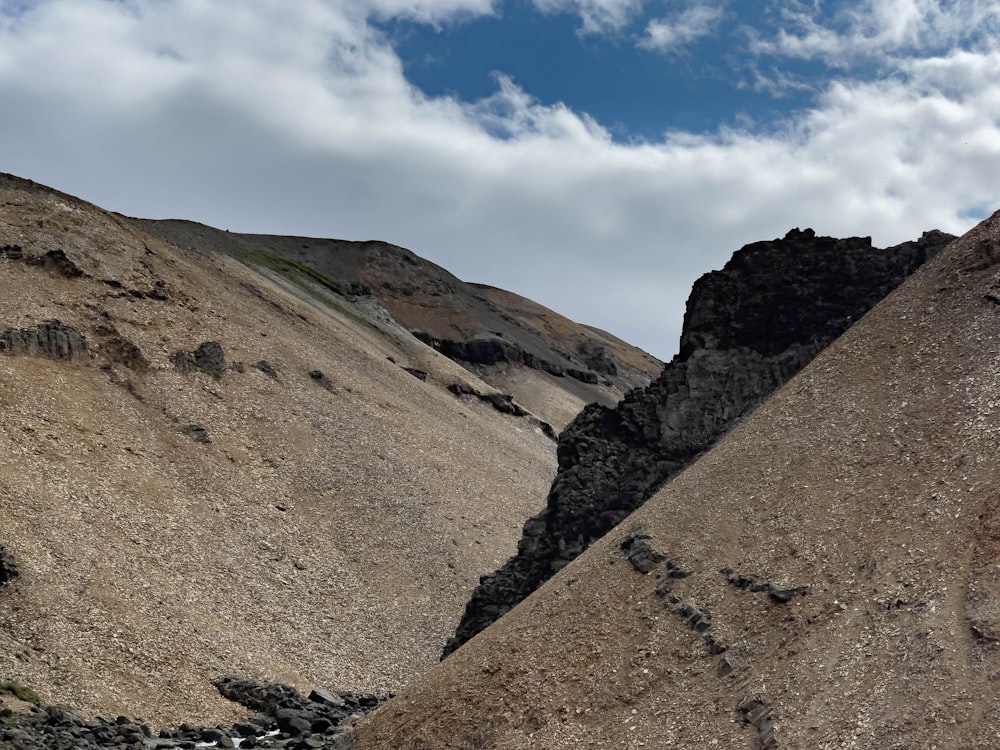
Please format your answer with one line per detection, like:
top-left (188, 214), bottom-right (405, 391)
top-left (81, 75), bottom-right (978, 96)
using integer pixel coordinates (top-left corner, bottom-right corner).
top-left (171, 341), bottom-right (226, 378)
top-left (193, 341), bottom-right (226, 375)
top-left (37, 249), bottom-right (83, 278)
top-left (307, 688), bottom-right (345, 708)
top-left (619, 531), bottom-right (665, 574)
top-left (310, 717), bottom-right (334, 734)
top-left (98, 337), bottom-right (148, 371)
top-left (275, 708), bottom-right (313, 737)
top-left (0, 320), bottom-right (89, 363)
top-left (180, 424), bottom-right (210, 444)
top-left (0, 544), bottom-right (18, 585)
top-left (308, 370), bottom-right (333, 391)
top-left (413, 332), bottom-right (599, 386)
top-left (295, 737), bottom-right (326, 749)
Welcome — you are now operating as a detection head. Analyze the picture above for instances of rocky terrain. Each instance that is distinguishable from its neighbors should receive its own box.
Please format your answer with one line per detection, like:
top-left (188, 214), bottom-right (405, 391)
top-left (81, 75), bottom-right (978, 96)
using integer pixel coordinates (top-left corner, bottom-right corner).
top-left (351, 212), bottom-right (1000, 748)
top-left (3, 170), bottom-right (993, 749)
top-left (0, 172), bottom-right (564, 726)
top-left (129, 220), bottom-right (662, 431)
top-left (443, 226), bottom-right (955, 657)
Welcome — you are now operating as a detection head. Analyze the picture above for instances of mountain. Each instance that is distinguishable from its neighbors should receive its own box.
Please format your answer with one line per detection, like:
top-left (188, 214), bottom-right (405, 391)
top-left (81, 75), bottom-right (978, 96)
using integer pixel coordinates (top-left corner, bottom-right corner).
top-left (351, 214), bottom-right (1000, 748)
top-left (0, 172), bottom-right (568, 725)
top-left (128, 220), bottom-right (663, 431)
top-left (443, 226), bottom-right (954, 657)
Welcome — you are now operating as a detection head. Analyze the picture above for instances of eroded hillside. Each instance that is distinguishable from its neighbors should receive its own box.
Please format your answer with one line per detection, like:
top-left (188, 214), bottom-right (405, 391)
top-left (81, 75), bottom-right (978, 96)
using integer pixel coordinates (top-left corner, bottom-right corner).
top-left (353, 215), bottom-right (1000, 748)
top-left (130, 219), bottom-right (663, 430)
top-left (0, 173), bottom-right (557, 725)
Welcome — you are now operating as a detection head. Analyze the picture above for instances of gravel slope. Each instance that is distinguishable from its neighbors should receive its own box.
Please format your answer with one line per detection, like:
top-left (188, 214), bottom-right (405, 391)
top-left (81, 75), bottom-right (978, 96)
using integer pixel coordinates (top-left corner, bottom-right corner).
top-left (0, 173), bottom-right (556, 726)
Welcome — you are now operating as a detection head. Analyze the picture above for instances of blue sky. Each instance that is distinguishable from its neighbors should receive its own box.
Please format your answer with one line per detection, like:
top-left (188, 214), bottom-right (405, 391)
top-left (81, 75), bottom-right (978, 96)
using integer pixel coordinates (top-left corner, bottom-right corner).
top-left (380, 2), bottom-right (809, 139)
top-left (1, 0), bottom-right (1000, 358)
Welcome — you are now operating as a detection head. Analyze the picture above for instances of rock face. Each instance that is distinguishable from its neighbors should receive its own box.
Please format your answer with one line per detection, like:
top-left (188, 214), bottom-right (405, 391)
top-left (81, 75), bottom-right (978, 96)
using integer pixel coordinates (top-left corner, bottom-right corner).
top-left (442, 227), bottom-right (955, 657)
top-left (0, 545), bottom-right (17, 586)
top-left (0, 320), bottom-right (90, 363)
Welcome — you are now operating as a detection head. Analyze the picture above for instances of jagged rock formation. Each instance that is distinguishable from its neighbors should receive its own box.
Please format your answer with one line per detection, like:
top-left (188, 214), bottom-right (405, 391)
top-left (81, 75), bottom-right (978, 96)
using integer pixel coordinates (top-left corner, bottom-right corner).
top-left (443, 227), bottom-right (955, 657)
top-left (0, 320), bottom-right (90, 363)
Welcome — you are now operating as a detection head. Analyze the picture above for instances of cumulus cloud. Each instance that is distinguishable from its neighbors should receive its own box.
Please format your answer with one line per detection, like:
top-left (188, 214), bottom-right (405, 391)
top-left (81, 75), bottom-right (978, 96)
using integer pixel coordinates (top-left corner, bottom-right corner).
top-left (530, 0), bottom-right (646, 34)
top-left (0, 0), bottom-right (999, 356)
top-left (362, 0), bottom-right (497, 25)
top-left (639, 3), bottom-right (724, 53)
top-left (751, 0), bottom-right (1000, 64)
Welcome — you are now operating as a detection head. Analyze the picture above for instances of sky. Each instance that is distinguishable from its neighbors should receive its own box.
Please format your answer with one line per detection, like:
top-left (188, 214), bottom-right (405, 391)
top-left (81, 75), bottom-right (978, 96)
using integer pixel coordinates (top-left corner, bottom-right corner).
top-left (1, 1), bottom-right (1000, 359)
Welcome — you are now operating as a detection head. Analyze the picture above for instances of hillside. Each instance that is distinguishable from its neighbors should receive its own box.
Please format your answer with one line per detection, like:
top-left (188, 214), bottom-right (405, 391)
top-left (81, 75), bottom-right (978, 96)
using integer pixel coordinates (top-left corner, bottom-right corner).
top-left (0, 173), bottom-right (559, 725)
top-left (352, 214), bottom-right (1000, 748)
top-left (129, 220), bottom-right (663, 431)
top-left (444, 227), bottom-right (953, 657)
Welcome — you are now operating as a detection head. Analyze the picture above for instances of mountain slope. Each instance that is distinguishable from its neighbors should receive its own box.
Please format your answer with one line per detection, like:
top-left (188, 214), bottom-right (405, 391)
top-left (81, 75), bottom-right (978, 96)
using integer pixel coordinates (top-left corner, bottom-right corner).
top-left (444, 227), bottom-right (953, 657)
top-left (352, 213), bottom-right (1000, 748)
top-left (130, 219), bottom-right (663, 430)
top-left (0, 173), bottom-right (557, 725)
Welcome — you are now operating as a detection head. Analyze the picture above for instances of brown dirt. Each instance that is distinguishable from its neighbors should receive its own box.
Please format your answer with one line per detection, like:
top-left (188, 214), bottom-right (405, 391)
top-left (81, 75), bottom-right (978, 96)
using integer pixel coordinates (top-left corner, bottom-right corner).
top-left (0, 174), bottom-right (556, 726)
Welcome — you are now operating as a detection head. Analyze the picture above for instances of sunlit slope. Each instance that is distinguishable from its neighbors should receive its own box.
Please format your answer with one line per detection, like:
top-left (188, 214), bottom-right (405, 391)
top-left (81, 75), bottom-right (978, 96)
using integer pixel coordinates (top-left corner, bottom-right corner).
top-left (0, 173), bottom-right (555, 725)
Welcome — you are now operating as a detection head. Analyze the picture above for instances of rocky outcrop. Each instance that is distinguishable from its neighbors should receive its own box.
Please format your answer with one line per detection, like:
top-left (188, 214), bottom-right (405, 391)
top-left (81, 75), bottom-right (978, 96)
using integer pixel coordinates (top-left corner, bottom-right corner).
top-left (448, 383), bottom-right (557, 439)
top-left (0, 678), bottom-right (388, 749)
top-left (412, 332), bottom-right (600, 384)
top-left (442, 228), bottom-right (955, 657)
top-left (170, 341), bottom-right (227, 377)
top-left (0, 320), bottom-right (90, 363)
top-left (0, 544), bottom-right (18, 586)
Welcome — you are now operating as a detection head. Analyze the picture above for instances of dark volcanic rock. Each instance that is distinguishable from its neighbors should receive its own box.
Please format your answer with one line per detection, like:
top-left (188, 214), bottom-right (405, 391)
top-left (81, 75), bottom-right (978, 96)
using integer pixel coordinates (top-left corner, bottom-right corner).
top-left (193, 341), bottom-right (226, 375)
top-left (171, 341), bottom-right (226, 377)
top-left (180, 423), bottom-right (211, 444)
top-left (447, 382), bottom-right (554, 438)
top-left (35, 249), bottom-right (84, 278)
top-left (0, 544), bottom-right (18, 585)
top-left (413, 332), bottom-right (599, 385)
top-left (0, 320), bottom-right (90, 363)
top-left (442, 228), bottom-right (955, 658)
top-left (620, 530), bottom-right (665, 574)
top-left (308, 369), bottom-right (333, 390)
top-left (212, 677), bottom-right (389, 736)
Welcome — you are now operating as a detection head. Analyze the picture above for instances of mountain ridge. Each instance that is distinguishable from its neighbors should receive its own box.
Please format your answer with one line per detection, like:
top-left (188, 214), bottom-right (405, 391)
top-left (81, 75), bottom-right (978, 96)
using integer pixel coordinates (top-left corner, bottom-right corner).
top-left (129, 218), bottom-right (663, 431)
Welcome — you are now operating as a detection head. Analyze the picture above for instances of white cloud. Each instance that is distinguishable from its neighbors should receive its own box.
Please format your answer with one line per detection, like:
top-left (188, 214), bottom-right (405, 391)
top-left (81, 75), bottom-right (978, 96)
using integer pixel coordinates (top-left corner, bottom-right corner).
top-left (530, 0), bottom-right (645, 34)
top-left (1, 1), bottom-right (999, 357)
top-left (753, 0), bottom-right (1000, 63)
top-left (639, 4), bottom-right (724, 53)
top-left (362, 0), bottom-right (497, 25)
